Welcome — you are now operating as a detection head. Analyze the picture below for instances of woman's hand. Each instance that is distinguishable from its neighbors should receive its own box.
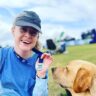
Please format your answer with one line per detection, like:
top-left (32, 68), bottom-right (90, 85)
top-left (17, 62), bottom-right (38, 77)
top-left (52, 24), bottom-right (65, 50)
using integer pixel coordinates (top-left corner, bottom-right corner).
top-left (36, 53), bottom-right (53, 78)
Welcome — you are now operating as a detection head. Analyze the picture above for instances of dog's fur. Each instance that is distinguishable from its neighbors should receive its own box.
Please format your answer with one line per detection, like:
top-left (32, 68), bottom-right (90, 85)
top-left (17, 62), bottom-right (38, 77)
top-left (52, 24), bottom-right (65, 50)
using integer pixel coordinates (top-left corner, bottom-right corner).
top-left (51, 60), bottom-right (96, 96)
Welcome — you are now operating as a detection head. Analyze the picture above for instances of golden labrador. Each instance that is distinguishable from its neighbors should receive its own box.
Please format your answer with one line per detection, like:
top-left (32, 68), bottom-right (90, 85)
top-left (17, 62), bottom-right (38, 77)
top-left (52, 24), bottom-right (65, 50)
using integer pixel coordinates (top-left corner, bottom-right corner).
top-left (51, 60), bottom-right (96, 96)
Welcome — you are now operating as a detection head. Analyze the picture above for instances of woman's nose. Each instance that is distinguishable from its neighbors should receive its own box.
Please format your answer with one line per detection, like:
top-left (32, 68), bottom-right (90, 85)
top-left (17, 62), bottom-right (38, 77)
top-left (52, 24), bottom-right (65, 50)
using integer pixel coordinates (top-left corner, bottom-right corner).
top-left (24, 31), bottom-right (31, 37)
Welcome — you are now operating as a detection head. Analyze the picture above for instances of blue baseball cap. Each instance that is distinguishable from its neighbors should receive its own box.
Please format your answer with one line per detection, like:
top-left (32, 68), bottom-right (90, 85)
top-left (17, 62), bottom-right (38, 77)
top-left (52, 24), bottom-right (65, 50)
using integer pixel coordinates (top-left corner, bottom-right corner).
top-left (13, 11), bottom-right (41, 33)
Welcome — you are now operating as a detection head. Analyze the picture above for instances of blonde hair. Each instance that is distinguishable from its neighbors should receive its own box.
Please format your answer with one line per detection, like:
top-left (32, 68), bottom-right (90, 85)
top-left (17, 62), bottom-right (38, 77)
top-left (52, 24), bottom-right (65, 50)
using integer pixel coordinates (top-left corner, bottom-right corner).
top-left (34, 40), bottom-right (41, 50)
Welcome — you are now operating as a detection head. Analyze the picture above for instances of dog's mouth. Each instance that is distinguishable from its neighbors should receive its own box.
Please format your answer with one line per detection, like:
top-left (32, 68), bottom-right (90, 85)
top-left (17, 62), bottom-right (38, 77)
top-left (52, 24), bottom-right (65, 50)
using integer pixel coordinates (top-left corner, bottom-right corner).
top-left (51, 67), bottom-right (72, 96)
top-left (65, 89), bottom-right (72, 96)
top-left (59, 84), bottom-right (72, 96)
top-left (59, 83), bottom-right (69, 89)
top-left (59, 84), bottom-right (65, 88)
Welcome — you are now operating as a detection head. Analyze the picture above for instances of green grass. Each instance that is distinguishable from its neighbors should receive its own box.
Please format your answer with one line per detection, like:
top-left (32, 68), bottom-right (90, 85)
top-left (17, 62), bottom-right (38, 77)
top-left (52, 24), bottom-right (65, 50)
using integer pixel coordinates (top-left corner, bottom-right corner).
top-left (48, 44), bottom-right (96, 96)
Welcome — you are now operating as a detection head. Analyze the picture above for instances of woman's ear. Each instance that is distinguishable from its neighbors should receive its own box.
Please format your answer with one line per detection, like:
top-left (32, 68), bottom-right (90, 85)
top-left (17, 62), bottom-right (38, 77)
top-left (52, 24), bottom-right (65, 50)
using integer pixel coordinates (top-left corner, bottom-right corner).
top-left (73, 68), bottom-right (92, 93)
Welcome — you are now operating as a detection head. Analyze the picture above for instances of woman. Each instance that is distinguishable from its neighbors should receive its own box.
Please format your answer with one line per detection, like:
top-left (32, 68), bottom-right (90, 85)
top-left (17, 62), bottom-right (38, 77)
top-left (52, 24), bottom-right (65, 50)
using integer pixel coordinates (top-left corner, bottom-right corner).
top-left (0, 11), bottom-right (53, 96)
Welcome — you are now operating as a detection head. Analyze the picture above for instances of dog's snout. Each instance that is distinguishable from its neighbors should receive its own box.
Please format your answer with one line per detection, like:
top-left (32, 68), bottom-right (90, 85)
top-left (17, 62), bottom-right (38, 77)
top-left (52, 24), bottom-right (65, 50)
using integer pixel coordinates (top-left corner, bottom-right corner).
top-left (51, 67), bottom-right (57, 73)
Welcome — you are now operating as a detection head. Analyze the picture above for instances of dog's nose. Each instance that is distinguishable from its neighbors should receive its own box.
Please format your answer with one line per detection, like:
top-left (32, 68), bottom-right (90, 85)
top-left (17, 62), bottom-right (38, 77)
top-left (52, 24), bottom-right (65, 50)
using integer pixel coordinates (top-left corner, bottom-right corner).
top-left (51, 67), bottom-right (56, 73)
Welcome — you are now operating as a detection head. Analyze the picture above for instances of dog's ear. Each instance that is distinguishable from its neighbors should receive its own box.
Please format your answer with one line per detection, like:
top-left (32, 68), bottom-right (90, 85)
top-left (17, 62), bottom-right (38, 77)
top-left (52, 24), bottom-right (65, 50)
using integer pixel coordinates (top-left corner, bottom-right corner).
top-left (73, 68), bottom-right (92, 93)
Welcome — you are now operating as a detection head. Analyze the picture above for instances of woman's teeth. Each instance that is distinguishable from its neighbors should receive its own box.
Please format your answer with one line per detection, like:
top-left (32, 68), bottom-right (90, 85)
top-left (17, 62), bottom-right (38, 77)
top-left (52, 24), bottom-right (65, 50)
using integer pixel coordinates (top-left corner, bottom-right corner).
top-left (22, 41), bottom-right (31, 44)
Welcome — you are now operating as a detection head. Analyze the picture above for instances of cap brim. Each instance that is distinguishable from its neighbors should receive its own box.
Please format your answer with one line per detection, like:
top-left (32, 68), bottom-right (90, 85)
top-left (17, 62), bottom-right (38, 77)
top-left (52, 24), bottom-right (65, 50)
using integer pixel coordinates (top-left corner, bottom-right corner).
top-left (15, 20), bottom-right (42, 33)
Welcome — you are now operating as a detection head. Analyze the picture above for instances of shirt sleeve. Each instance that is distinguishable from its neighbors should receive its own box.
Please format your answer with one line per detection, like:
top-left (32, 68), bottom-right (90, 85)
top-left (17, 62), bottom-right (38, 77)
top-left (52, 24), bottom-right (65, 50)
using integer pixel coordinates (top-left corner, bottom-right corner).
top-left (32, 72), bottom-right (48, 96)
top-left (0, 48), bottom-right (2, 70)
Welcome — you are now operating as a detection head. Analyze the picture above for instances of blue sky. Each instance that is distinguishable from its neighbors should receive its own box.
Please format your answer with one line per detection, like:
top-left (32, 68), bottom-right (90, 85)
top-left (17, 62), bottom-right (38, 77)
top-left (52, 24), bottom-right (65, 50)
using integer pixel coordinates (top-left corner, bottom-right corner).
top-left (0, 0), bottom-right (96, 46)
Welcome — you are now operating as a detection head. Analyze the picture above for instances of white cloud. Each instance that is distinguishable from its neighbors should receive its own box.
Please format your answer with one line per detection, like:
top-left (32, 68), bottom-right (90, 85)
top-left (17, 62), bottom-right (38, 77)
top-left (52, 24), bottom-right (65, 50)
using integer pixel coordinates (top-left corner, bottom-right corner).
top-left (27, 0), bottom-right (96, 23)
top-left (29, 5), bottom-right (82, 22)
top-left (70, 0), bottom-right (96, 20)
top-left (41, 21), bottom-right (96, 42)
top-left (0, 0), bottom-right (96, 46)
top-left (0, 20), bottom-right (12, 46)
top-left (0, 0), bottom-right (28, 8)
top-left (0, 0), bottom-right (96, 22)
top-left (0, 0), bottom-right (58, 8)
top-left (0, 21), bottom-right (11, 33)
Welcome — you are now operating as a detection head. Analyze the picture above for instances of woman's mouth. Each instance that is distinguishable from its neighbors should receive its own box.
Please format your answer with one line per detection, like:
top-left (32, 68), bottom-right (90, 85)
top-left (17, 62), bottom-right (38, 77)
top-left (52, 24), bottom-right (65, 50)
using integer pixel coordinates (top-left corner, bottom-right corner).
top-left (21, 40), bottom-right (31, 45)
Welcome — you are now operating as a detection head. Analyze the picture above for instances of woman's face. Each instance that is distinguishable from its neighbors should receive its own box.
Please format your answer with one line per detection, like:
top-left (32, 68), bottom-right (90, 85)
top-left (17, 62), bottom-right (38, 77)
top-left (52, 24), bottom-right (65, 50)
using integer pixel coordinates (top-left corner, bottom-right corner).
top-left (12, 26), bottom-right (39, 51)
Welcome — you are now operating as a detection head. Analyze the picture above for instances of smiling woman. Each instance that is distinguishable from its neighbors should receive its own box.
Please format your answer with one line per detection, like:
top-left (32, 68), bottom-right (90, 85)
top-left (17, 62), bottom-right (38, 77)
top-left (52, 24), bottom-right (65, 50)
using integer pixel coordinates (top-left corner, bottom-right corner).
top-left (12, 25), bottom-right (39, 54)
top-left (0, 10), bottom-right (53, 96)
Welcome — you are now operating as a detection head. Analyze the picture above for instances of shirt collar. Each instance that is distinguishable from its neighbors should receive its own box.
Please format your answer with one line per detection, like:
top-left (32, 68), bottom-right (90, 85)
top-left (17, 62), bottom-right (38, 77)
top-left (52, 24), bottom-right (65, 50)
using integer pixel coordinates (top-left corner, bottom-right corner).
top-left (13, 49), bottom-right (38, 66)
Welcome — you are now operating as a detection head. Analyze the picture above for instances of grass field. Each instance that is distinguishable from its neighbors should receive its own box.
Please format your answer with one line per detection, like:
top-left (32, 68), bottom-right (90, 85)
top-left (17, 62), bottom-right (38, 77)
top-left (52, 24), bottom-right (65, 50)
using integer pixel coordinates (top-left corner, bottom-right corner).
top-left (48, 44), bottom-right (96, 96)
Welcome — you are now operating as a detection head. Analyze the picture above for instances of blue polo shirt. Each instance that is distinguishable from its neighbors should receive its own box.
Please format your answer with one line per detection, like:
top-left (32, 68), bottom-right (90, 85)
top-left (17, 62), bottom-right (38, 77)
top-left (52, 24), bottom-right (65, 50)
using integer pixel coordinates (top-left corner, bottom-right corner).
top-left (0, 47), bottom-right (38, 96)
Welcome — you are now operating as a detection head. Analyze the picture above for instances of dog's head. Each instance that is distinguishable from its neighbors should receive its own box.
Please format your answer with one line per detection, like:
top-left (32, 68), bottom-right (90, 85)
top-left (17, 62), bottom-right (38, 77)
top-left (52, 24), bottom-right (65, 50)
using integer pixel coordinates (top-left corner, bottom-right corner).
top-left (51, 60), bottom-right (96, 94)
